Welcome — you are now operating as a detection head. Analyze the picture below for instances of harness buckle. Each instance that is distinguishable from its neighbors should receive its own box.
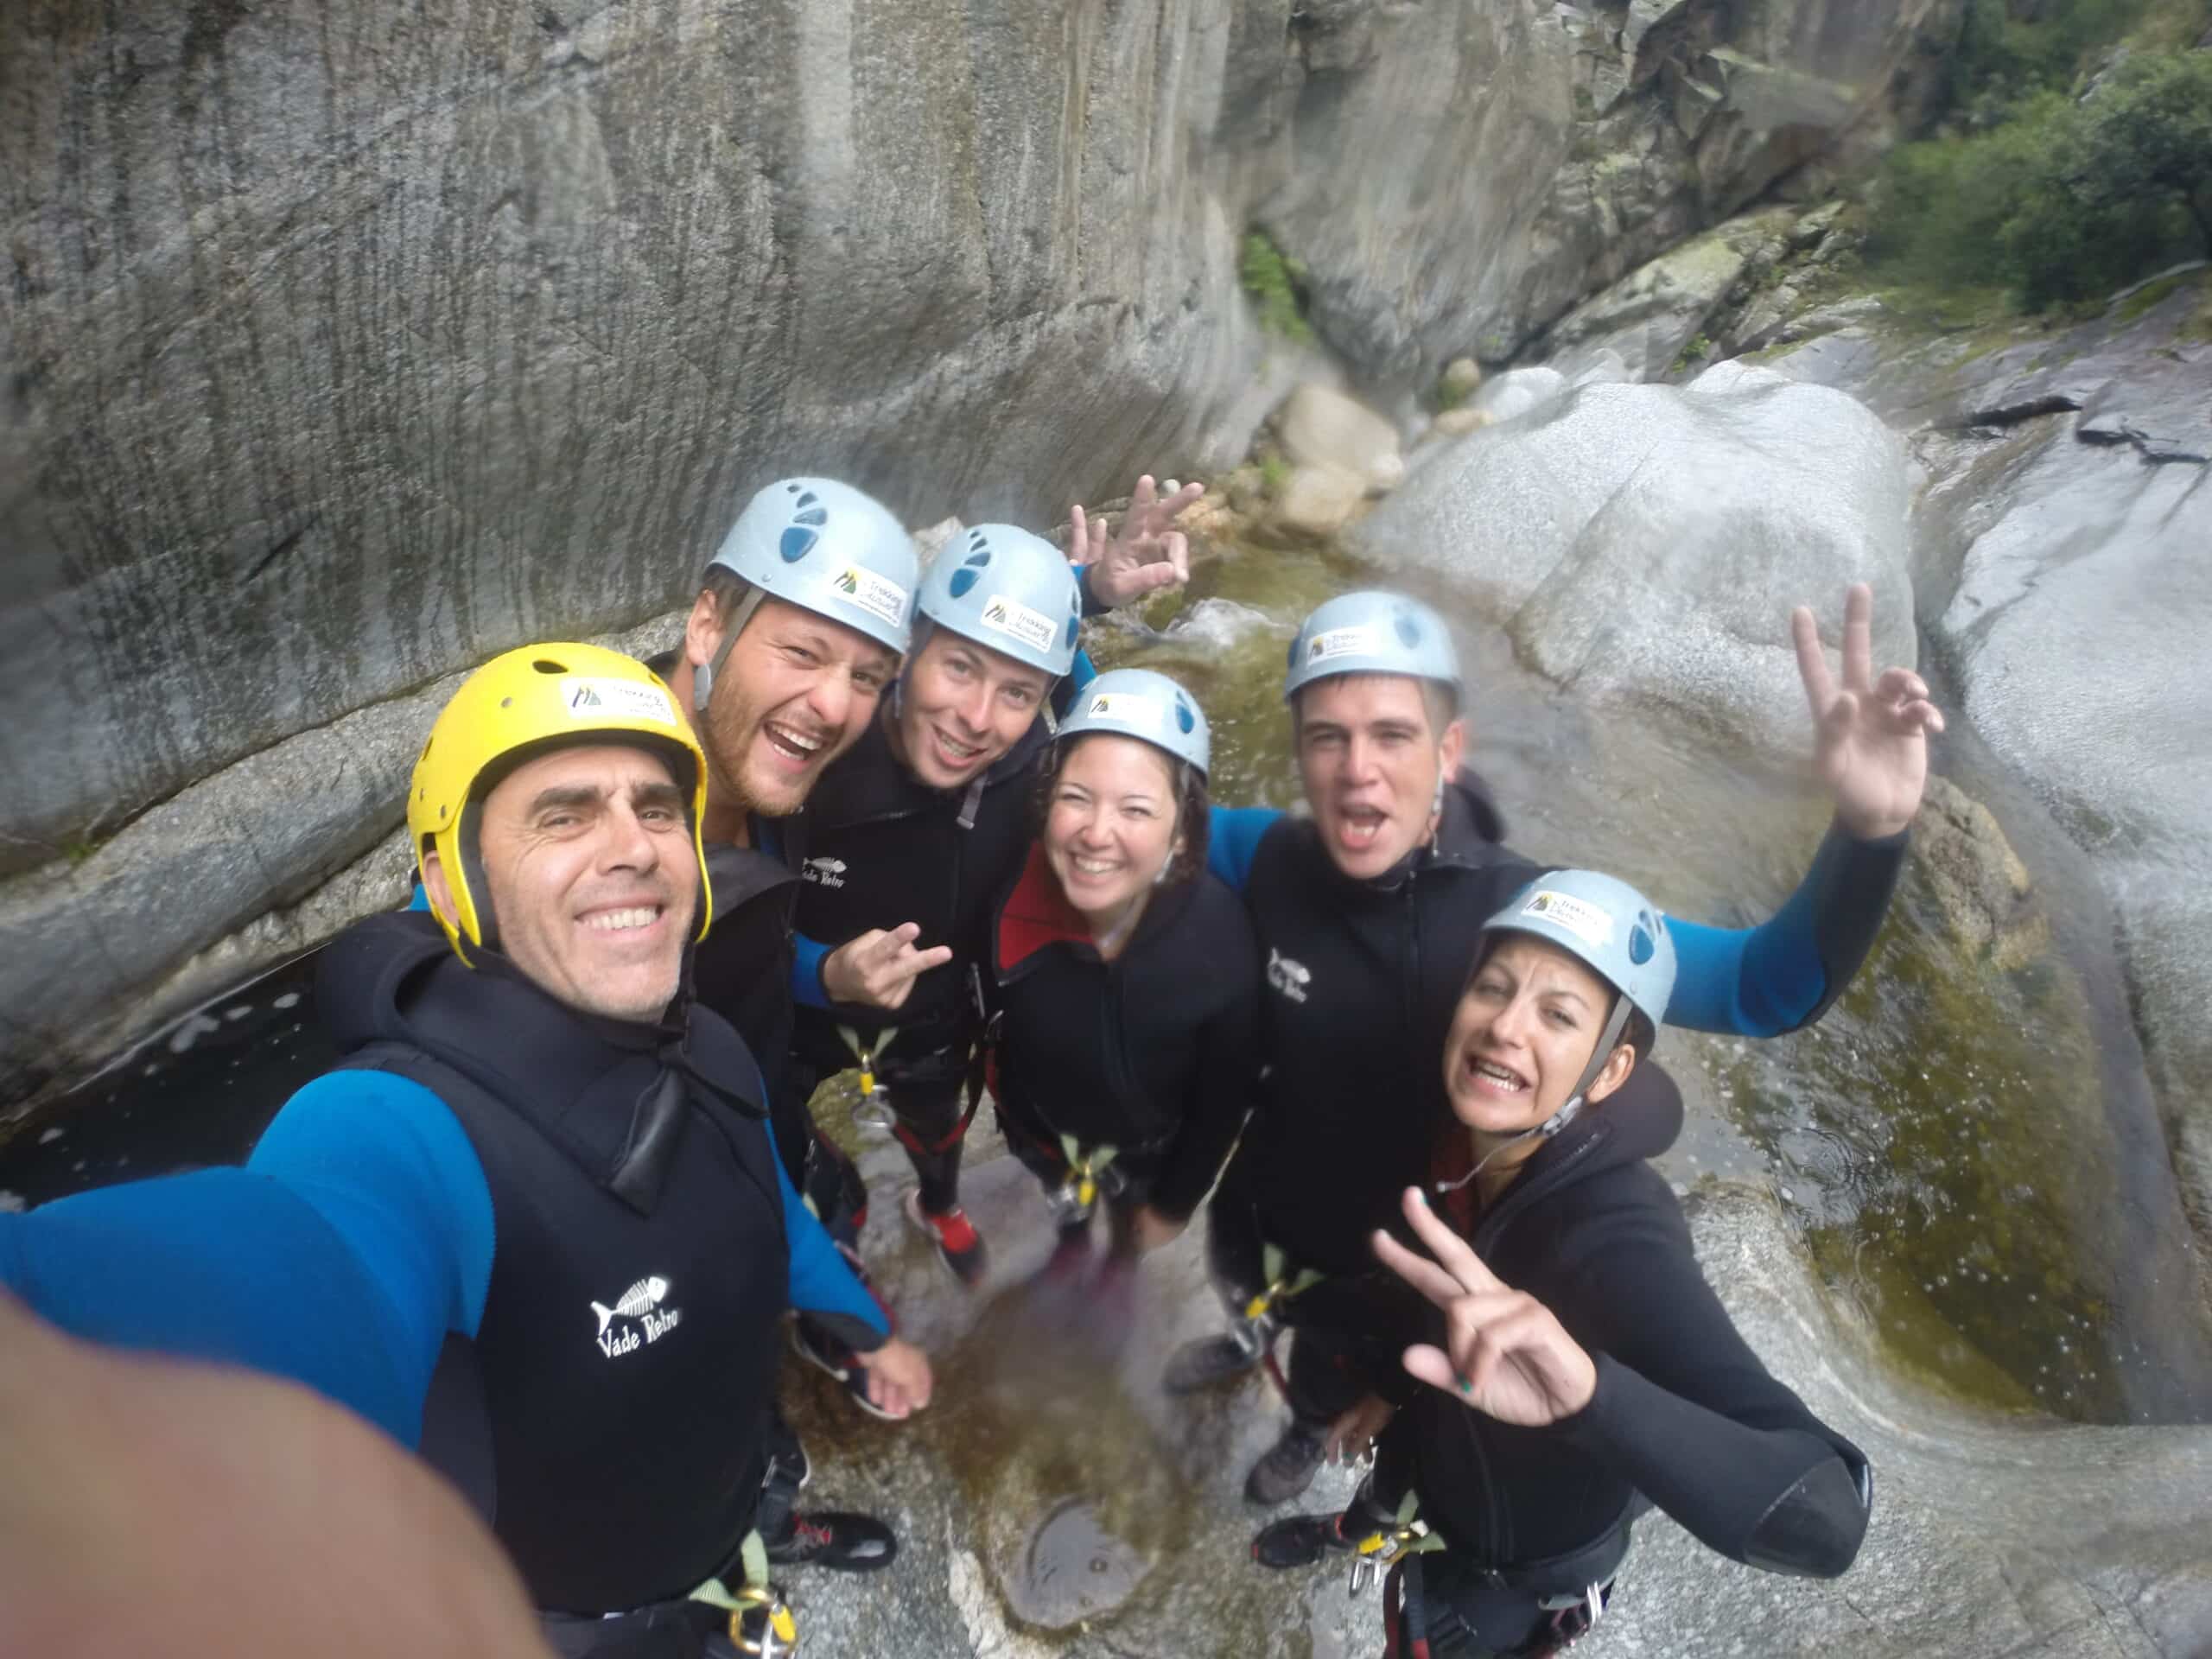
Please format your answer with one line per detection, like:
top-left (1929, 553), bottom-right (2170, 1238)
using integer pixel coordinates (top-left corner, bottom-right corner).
top-left (1045, 1178), bottom-right (1094, 1228)
top-left (728, 1586), bottom-right (798, 1656)
top-left (1349, 1553), bottom-right (1380, 1597)
top-left (851, 1087), bottom-right (897, 1136)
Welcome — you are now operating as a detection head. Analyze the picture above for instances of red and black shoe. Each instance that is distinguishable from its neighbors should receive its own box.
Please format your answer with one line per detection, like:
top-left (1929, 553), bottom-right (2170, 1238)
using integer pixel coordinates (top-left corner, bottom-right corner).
top-left (1252, 1510), bottom-right (1354, 1569)
top-left (763, 1510), bottom-right (899, 1573)
top-left (903, 1188), bottom-right (989, 1288)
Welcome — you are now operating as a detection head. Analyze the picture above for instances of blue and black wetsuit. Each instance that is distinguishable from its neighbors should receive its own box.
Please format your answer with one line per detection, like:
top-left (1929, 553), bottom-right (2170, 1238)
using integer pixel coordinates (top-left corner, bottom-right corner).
top-left (1202, 771), bottom-right (1904, 1431)
top-left (0, 911), bottom-right (887, 1619)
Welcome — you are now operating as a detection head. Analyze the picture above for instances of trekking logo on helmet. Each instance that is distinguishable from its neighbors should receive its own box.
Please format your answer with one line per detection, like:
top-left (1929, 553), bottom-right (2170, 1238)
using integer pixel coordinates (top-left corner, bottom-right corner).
top-left (833, 563), bottom-right (912, 630)
top-left (1084, 690), bottom-right (1165, 735)
top-left (560, 678), bottom-right (679, 726)
top-left (1522, 889), bottom-right (1614, 948)
top-left (979, 592), bottom-right (1057, 655)
top-left (1306, 625), bottom-right (1379, 664)
top-left (779, 486), bottom-right (831, 563)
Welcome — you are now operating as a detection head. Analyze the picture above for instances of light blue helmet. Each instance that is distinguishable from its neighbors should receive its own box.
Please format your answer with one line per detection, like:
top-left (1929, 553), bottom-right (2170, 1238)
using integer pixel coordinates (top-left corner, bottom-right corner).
top-left (1481, 869), bottom-right (1675, 1032)
top-left (1282, 590), bottom-right (1463, 706)
top-left (708, 478), bottom-right (918, 656)
top-left (1466, 869), bottom-right (1675, 1147)
top-left (917, 524), bottom-right (1084, 677)
top-left (1057, 668), bottom-right (1211, 778)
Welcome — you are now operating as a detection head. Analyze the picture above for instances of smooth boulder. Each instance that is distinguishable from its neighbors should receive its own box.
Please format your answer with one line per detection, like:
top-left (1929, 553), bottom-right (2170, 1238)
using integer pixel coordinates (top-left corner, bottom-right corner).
top-left (1348, 360), bottom-right (1913, 754)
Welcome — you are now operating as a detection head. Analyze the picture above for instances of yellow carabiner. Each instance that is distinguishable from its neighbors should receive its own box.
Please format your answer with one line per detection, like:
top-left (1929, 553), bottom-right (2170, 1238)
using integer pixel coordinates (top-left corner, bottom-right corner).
top-left (727, 1585), bottom-right (798, 1656)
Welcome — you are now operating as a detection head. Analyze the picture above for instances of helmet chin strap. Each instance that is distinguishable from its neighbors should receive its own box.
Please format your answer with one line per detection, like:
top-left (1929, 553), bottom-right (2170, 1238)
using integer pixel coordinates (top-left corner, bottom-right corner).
top-left (691, 586), bottom-right (765, 715)
top-left (1434, 995), bottom-right (1634, 1195)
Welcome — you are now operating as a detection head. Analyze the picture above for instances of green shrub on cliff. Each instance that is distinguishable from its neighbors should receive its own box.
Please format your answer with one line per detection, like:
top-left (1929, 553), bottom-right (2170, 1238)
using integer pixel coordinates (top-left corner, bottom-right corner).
top-left (1239, 231), bottom-right (1313, 344)
top-left (1872, 46), bottom-right (2212, 309)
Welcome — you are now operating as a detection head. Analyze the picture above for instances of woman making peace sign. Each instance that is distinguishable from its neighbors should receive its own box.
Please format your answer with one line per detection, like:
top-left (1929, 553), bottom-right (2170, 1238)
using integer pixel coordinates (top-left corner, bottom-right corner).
top-left (1255, 870), bottom-right (1871, 1657)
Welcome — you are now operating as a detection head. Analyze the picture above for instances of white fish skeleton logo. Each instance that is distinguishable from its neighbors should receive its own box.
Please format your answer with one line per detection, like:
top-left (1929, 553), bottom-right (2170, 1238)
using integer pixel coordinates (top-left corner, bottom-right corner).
top-left (1268, 949), bottom-right (1312, 1004)
top-left (803, 856), bottom-right (848, 888)
top-left (592, 1274), bottom-right (669, 1336)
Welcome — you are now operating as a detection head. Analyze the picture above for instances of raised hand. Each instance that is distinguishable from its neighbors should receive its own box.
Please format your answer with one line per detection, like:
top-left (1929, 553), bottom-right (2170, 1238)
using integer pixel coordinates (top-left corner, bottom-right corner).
top-left (1792, 583), bottom-right (1945, 840)
top-left (821, 922), bottom-right (955, 1011)
top-left (1372, 1187), bottom-right (1597, 1427)
top-left (1071, 474), bottom-right (1201, 609)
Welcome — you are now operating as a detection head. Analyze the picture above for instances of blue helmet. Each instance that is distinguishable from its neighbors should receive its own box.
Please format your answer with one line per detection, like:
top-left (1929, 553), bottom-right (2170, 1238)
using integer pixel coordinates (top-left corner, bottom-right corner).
top-left (916, 524), bottom-right (1083, 677)
top-left (1481, 869), bottom-right (1676, 1035)
top-left (1283, 590), bottom-right (1463, 707)
top-left (1057, 668), bottom-right (1211, 778)
top-left (708, 478), bottom-right (918, 656)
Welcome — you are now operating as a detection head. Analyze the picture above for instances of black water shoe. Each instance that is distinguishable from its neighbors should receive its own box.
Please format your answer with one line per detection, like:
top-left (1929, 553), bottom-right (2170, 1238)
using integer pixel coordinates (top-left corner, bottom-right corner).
top-left (1252, 1511), bottom-right (1354, 1569)
top-left (1163, 1329), bottom-right (1266, 1394)
top-left (1244, 1420), bottom-right (1329, 1505)
top-left (763, 1510), bottom-right (898, 1573)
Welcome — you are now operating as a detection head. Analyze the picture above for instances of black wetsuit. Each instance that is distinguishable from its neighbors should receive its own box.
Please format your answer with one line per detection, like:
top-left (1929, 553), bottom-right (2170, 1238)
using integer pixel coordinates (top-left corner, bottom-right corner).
top-left (787, 710), bottom-right (1049, 1210)
top-left (1351, 1075), bottom-right (1870, 1655)
top-left (1211, 772), bottom-right (1904, 1433)
top-left (985, 843), bottom-right (1262, 1224)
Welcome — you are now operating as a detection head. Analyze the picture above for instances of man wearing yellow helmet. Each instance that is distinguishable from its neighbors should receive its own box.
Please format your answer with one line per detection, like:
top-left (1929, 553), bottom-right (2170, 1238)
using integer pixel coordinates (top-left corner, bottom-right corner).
top-left (1, 642), bottom-right (931, 1657)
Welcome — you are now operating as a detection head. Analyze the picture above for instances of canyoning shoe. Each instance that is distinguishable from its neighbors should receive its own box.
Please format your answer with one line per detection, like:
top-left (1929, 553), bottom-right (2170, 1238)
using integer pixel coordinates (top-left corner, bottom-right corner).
top-left (1244, 1421), bottom-right (1330, 1506)
top-left (763, 1510), bottom-right (899, 1573)
top-left (790, 1322), bottom-right (903, 1423)
top-left (904, 1188), bottom-right (989, 1288)
top-left (1252, 1511), bottom-right (1354, 1570)
top-left (1163, 1327), bottom-right (1268, 1395)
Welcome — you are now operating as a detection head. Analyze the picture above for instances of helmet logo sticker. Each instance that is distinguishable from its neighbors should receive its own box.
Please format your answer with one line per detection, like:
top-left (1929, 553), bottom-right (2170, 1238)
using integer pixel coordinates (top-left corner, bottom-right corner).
top-left (1084, 691), bottom-right (1166, 734)
top-left (832, 563), bottom-right (912, 630)
top-left (559, 678), bottom-right (679, 727)
top-left (1306, 625), bottom-right (1380, 664)
top-left (1520, 888), bottom-right (1614, 948)
top-left (979, 592), bottom-right (1057, 655)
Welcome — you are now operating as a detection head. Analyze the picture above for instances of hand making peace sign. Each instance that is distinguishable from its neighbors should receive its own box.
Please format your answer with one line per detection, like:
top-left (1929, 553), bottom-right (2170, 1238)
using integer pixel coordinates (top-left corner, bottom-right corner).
top-left (1372, 1187), bottom-right (1599, 1427)
top-left (1794, 584), bottom-right (1946, 841)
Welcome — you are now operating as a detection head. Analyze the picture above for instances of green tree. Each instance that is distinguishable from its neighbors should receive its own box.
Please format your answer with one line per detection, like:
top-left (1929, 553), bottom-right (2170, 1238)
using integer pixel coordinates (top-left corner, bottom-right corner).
top-left (2000, 51), bottom-right (2212, 305)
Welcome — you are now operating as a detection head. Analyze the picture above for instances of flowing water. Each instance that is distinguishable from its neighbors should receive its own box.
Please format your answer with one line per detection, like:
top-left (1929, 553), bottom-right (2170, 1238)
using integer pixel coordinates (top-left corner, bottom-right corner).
top-left (5, 527), bottom-right (2209, 1654)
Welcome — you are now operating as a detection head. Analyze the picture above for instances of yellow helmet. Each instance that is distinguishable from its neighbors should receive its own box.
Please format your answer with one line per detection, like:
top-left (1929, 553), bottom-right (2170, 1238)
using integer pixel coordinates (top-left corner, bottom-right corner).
top-left (408, 643), bottom-right (713, 964)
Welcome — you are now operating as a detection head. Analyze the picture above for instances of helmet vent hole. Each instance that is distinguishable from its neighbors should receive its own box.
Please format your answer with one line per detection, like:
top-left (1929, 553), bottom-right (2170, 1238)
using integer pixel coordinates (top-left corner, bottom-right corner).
top-left (1395, 614), bottom-right (1421, 648)
top-left (499, 696), bottom-right (514, 709)
top-left (531, 658), bottom-right (566, 675)
top-left (779, 526), bottom-right (818, 563)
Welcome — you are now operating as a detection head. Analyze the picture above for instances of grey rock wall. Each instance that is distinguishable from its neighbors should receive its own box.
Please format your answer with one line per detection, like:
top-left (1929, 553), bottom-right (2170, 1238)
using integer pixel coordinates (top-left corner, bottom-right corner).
top-left (0, 0), bottom-right (1961, 1103)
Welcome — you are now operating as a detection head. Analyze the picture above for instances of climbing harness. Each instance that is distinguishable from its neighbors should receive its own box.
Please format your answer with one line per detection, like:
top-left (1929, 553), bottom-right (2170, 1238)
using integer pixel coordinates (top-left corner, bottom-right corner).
top-left (1349, 1491), bottom-right (1444, 1597)
top-left (689, 1530), bottom-right (798, 1656)
top-left (837, 1025), bottom-right (899, 1135)
top-left (1045, 1135), bottom-right (1127, 1226)
top-left (1236, 1241), bottom-right (1325, 1373)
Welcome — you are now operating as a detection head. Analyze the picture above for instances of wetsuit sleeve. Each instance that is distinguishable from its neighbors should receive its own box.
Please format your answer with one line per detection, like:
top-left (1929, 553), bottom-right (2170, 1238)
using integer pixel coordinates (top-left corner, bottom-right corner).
top-left (790, 931), bottom-right (834, 1012)
top-left (1206, 805), bottom-right (1283, 893)
top-left (773, 1141), bottom-right (889, 1351)
top-left (1148, 965), bottom-right (1264, 1223)
top-left (1077, 563), bottom-right (1109, 619)
top-left (0, 1071), bottom-right (493, 1448)
top-left (1657, 821), bottom-right (1908, 1038)
top-left (1554, 1211), bottom-right (1871, 1577)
